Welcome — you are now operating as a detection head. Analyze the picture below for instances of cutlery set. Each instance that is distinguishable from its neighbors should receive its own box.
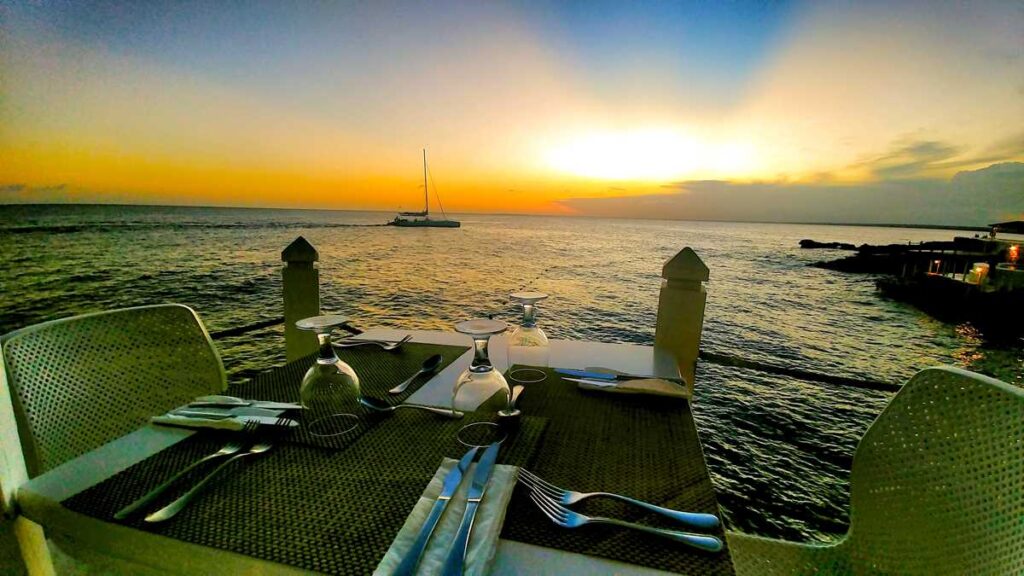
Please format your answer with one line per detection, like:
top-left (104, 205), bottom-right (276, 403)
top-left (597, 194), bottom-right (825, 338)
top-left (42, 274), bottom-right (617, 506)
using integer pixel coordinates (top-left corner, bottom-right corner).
top-left (114, 420), bottom-right (280, 523)
top-left (555, 367), bottom-right (687, 388)
top-left (151, 395), bottom-right (303, 431)
top-left (395, 442), bottom-right (502, 576)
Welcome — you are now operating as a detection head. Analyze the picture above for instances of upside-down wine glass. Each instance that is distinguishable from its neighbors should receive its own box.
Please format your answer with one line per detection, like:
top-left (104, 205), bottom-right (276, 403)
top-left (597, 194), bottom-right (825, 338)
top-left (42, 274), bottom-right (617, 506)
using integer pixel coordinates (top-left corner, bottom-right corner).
top-left (507, 291), bottom-right (549, 384)
top-left (296, 315), bottom-right (362, 436)
top-left (451, 318), bottom-right (517, 446)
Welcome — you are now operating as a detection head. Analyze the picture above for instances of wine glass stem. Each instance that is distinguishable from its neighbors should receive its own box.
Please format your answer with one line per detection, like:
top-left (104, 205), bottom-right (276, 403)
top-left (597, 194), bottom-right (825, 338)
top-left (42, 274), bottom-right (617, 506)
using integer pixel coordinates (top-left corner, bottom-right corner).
top-left (521, 304), bottom-right (536, 327)
top-left (471, 335), bottom-right (493, 372)
top-left (316, 332), bottom-right (338, 363)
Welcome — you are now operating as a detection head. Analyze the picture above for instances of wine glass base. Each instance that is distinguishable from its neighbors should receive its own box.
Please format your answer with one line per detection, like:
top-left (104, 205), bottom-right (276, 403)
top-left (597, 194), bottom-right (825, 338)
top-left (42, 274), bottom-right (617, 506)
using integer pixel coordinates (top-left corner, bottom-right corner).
top-left (306, 413), bottom-right (360, 437)
top-left (508, 367), bottom-right (547, 383)
top-left (456, 421), bottom-right (507, 448)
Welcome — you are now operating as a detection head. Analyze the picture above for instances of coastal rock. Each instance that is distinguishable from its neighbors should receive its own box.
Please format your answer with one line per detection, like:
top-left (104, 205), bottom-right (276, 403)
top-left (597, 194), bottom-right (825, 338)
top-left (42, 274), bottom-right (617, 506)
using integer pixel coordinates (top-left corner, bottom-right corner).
top-left (799, 239), bottom-right (857, 250)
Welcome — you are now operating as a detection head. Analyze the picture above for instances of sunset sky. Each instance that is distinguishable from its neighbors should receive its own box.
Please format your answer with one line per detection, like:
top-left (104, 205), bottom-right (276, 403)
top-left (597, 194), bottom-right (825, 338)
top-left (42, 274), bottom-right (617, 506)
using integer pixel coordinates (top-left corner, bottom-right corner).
top-left (1, 1), bottom-right (1021, 220)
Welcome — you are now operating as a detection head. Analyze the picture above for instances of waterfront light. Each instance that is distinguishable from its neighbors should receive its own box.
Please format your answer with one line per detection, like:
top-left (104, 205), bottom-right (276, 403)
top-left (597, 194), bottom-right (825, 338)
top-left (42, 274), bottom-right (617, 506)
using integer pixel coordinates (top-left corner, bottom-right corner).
top-left (1009, 245), bottom-right (1019, 263)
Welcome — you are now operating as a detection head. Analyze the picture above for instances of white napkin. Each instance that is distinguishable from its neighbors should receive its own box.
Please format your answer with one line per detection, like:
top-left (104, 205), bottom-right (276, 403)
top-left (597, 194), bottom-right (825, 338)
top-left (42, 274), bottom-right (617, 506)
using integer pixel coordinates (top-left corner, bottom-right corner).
top-left (374, 458), bottom-right (518, 576)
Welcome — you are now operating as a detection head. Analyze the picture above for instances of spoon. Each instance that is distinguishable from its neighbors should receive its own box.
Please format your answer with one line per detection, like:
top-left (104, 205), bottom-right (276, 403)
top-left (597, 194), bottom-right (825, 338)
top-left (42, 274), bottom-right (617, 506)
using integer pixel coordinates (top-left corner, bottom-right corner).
top-left (359, 396), bottom-right (464, 419)
top-left (499, 385), bottom-right (526, 418)
top-left (389, 354), bottom-right (444, 394)
top-left (510, 385), bottom-right (524, 409)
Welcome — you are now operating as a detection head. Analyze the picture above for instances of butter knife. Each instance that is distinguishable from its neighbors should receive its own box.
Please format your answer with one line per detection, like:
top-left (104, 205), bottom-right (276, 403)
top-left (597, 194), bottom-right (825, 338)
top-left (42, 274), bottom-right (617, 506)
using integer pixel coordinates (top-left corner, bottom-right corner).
top-left (393, 446), bottom-right (480, 576)
top-left (190, 395), bottom-right (303, 410)
top-left (555, 368), bottom-right (686, 385)
top-left (171, 407), bottom-right (282, 420)
top-left (560, 377), bottom-right (620, 388)
top-left (441, 441), bottom-right (501, 576)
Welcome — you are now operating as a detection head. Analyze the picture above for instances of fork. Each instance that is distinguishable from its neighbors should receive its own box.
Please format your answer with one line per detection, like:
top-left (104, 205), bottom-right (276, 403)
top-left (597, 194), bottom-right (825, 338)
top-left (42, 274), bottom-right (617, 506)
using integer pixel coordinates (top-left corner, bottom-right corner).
top-left (144, 420), bottom-right (278, 523)
top-left (333, 334), bottom-right (412, 351)
top-left (527, 490), bottom-right (723, 552)
top-left (113, 420), bottom-right (258, 520)
top-left (518, 469), bottom-right (720, 530)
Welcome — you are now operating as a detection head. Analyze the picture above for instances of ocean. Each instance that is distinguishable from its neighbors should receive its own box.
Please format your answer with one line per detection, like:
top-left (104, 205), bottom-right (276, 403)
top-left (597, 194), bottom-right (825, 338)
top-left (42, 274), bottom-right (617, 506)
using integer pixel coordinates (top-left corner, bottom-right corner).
top-left (2, 204), bottom-right (1020, 542)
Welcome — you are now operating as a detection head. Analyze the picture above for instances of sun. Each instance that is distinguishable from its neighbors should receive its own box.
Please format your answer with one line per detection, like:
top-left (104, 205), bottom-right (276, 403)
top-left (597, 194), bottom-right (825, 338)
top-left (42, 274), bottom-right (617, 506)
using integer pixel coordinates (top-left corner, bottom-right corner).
top-left (543, 128), bottom-right (759, 182)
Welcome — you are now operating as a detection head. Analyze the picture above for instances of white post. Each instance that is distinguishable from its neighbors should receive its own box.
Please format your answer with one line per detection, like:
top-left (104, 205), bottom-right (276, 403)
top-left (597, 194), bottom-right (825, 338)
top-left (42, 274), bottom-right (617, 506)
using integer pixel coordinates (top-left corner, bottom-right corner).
top-left (13, 518), bottom-right (55, 576)
top-left (2, 354), bottom-right (56, 575)
top-left (654, 247), bottom-right (709, 398)
top-left (282, 236), bottom-right (320, 361)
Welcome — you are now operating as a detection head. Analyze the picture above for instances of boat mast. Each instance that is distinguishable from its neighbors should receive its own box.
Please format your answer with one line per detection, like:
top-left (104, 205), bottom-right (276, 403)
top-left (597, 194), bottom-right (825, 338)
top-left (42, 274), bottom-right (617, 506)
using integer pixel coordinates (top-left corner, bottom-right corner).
top-left (422, 148), bottom-right (429, 217)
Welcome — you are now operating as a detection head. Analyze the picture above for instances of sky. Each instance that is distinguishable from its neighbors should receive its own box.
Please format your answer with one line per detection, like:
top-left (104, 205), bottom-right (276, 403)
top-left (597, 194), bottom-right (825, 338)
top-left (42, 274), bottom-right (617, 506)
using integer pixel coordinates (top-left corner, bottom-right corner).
top-left (1, 1), bottom-right (1022, 223)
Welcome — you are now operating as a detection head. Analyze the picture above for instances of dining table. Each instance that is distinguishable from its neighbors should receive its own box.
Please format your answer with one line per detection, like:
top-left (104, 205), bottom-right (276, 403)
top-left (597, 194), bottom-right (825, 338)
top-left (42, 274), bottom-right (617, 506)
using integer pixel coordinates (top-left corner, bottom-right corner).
top-left (15, 328), bottom-right (735, 575)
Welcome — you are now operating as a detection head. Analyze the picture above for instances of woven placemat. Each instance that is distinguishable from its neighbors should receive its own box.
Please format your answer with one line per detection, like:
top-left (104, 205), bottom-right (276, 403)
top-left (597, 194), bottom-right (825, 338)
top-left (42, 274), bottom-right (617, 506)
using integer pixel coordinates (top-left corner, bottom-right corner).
top-left (500, 367), bottom-right (735, 575)
top-left (63, 398), bottom-right (547, 575)
top-left (227, 341), bottom-right (468, 450)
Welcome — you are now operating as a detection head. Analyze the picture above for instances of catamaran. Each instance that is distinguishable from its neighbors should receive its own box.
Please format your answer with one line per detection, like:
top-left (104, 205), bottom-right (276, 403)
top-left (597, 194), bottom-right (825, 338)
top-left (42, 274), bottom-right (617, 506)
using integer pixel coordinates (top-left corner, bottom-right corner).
top-left (387, 150), bottom-right (460, 228)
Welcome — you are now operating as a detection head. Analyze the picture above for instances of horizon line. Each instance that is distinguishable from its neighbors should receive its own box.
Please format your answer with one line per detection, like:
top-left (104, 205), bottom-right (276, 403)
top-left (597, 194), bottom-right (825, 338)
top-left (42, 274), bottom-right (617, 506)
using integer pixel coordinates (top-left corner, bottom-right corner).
top-left (0, 201), bottom-right (993, 232)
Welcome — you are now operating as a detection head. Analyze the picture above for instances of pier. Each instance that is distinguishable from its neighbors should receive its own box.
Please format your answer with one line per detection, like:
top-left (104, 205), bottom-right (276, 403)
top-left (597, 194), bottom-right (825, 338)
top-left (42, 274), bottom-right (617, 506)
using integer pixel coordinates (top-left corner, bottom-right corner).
top-left (806, 226), bottom-right (1023, 334)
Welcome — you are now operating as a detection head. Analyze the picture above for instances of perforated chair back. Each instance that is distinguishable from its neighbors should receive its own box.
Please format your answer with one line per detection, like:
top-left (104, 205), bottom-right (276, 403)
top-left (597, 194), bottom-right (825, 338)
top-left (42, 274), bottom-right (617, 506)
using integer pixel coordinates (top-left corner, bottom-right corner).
top-left (844, 366), bottom-right (1024, 574)
top-left (1, 304), bottom-right (226, 477)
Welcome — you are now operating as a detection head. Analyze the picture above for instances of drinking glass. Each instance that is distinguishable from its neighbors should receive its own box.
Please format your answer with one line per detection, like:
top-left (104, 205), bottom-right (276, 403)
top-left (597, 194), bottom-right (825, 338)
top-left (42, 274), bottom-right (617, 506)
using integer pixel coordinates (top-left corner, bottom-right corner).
top-left (452, 318), bottom-right (517, 446)
top-left (507, 291), bottom-right (549, 383)
top-left (296, 315), bottom-right (362, 436)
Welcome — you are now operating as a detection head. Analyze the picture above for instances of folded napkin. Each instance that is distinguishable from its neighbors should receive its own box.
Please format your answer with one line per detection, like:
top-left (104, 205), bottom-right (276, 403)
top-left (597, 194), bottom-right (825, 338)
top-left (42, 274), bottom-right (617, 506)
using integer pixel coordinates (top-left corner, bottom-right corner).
top-left (577, 377), bottom-right (691, 399)
top-left (375, 458), bottom-right (518, 576)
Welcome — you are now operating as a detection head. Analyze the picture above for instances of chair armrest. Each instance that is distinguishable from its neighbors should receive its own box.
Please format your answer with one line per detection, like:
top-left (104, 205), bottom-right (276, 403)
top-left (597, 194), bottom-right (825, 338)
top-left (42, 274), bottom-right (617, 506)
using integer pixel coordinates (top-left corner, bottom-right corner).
top-left (727, 531), bottom-right (849, 576)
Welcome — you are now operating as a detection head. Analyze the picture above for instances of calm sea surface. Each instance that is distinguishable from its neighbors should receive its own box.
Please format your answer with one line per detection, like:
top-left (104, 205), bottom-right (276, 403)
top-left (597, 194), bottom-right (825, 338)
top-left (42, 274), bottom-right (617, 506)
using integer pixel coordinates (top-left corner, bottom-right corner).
top-left (2, 204), bottom-right (1021, 541)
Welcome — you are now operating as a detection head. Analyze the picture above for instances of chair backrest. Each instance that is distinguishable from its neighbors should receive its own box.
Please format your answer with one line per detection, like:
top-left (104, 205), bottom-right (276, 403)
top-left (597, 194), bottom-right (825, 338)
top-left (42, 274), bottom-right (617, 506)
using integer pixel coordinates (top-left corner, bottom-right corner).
top-left (846, 366), bottom-right (1024, 575)
top-left (1, 304), bottom-right (226, 478)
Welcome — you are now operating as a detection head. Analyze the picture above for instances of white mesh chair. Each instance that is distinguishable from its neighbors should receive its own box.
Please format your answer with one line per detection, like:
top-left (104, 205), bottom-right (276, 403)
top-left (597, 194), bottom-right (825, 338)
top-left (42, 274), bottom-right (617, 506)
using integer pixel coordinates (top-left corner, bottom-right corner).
top-left (728, 366), bottom-right (1024, 576)
top-left (0, 304), bottom-right (226, 575)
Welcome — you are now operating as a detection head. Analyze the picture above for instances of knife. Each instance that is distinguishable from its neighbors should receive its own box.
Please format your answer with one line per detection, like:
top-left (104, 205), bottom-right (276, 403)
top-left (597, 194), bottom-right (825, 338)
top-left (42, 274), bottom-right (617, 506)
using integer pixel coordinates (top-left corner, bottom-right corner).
top-left (555, 368), bottom-right (686, 385)
top-left (560, 377), bottom-right (620, 388)
top-left (393, 446), bottom-right (480, 576)
top-left (441, 442), bottom-right (501, 576)
top-left (172, 407), bottom-right (282, 420)
top-left (151, 415), bottom-right (298, 430)
top-left (190, 395), bottom-right (304, 410)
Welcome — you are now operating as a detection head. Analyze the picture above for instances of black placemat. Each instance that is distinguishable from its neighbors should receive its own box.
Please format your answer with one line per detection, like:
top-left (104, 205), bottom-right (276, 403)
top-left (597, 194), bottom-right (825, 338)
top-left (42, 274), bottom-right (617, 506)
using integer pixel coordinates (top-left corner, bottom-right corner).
top-left (63, 402), bottom-right (547, 575)
top-left (500, 367), bottom-right (735, 575)
top-left (227, 341), bottom-right (468, 450)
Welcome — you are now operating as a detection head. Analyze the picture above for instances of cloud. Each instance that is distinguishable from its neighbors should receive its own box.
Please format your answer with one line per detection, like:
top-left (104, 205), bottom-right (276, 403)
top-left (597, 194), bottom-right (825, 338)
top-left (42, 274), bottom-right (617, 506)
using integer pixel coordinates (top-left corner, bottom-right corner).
top-left (0, 184), bottom-right (28, 194)
top-left (0, 183), bottom-right (68, 199)
top-left (847, 135), bottom-right (1024, 181)
top-left (853, 140), bottom-right (961, 180)
top-left (559, 162), bottom-right (1024, 226)
top-left (978, 130), bottom-right (1024, 161)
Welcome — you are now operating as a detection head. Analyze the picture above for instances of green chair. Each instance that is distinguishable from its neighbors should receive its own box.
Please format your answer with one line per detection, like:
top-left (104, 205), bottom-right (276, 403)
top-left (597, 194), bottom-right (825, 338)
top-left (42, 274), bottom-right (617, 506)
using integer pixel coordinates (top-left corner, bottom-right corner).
top-left (728, 366), bottom-right (1024, 576)
top-left (0, 304), bottom-right (226, 575)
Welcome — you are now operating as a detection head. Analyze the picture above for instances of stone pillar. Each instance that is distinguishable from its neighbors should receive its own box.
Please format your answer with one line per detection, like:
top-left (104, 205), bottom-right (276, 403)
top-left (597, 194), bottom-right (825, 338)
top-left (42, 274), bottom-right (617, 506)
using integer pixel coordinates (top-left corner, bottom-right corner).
top-left (282, 237), bottom-right (320, 361)
top-left (654, 247), bottom-right (709, 398)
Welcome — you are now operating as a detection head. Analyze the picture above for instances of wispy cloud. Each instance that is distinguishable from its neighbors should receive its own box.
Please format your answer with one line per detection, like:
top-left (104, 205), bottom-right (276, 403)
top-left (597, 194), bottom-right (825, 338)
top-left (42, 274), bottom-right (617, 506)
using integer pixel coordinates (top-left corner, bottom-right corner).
top-left (853, 140), bottom-right (961, 180)
top-left (0, 183), bottom-right (68, 198)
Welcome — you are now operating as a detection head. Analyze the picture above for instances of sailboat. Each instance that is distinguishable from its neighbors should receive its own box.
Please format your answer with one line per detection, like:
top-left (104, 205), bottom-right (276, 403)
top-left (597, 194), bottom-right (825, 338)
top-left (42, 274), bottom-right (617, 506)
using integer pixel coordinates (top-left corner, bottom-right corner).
top-left (387, 150), bottom-right (460, 228)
